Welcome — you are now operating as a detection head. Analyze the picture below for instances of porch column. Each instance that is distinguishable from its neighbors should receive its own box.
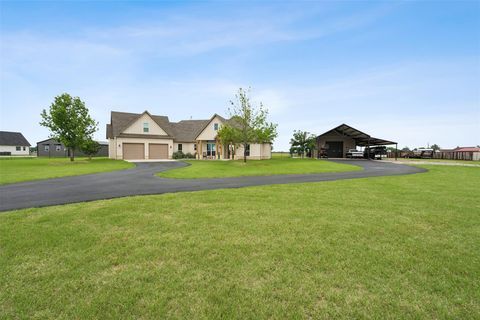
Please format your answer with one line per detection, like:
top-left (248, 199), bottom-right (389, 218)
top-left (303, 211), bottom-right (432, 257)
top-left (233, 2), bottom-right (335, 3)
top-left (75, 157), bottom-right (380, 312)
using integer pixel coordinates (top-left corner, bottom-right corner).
top-left (215, 141), bottom-right (219, 160)
top-left (219, 143), bottom-right (223, 160)
top-left (198, 140), bottom-right (202, 160)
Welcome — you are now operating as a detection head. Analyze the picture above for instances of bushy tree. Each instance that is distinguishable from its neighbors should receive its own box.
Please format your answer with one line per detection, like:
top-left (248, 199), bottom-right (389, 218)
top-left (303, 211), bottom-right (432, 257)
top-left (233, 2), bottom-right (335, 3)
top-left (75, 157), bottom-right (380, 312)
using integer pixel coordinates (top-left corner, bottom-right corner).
top-left (40, 93), bottom-right (98, 161)
top-left (217, 88), bottom-right (278, 162)
top-left (430, 144), bottom-right (440, 151)
top-left (290, 130), bottom-right (316, 158)
top-left (81, 139), bottom-right (101, 160)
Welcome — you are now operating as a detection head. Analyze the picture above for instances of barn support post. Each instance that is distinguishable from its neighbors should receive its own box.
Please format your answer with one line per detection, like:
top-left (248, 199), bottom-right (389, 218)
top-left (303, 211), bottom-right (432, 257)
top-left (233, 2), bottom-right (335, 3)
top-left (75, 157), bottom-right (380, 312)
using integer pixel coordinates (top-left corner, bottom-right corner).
top-left (395, 143), bottom-right (398, 160)
top-left (366, 138), bottom-right (370, 160)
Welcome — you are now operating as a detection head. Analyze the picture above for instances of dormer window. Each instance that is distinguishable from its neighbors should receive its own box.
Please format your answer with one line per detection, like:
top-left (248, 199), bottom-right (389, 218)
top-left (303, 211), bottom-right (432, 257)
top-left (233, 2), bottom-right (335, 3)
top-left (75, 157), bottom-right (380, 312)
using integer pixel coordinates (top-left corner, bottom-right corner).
top-left (214, 123), bottom-right (219, 131)
top-left (143, 122), bottom-right (149, 133)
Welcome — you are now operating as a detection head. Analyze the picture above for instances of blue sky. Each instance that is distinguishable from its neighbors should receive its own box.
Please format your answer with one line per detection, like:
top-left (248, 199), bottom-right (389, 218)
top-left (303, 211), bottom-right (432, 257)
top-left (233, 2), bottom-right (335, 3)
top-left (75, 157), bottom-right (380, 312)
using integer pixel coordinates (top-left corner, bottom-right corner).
top-left (1, 1), bottom-right (479, 150)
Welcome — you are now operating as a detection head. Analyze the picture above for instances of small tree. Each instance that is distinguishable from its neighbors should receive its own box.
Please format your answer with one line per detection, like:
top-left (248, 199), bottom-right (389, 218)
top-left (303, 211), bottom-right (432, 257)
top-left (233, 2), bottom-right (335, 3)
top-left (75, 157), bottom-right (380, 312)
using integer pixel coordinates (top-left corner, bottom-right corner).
top-left (81, 139), bottom-right (101, 160)
top-left (401, 146), bottom-right (410, 152)
top-left (290, 130), bottom-right (316, 158)
top-left (217, 88), bottom-right (278, 162)
top-left (40, 93), bottom-right (98, 161)
top-left (430, 144), bottom-right (440, 151)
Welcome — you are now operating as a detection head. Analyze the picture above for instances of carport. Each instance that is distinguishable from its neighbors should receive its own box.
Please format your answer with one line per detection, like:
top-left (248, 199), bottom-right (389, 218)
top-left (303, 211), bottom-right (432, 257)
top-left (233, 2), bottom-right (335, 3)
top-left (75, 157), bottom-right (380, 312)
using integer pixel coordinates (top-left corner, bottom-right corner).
top-left (316, 123), bottom-right (398, 159)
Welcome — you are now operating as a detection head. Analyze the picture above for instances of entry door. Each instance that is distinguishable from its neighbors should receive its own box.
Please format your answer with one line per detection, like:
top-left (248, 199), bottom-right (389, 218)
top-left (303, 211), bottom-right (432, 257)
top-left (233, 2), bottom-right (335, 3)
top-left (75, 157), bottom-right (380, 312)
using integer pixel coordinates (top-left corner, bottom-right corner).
top-left (326, 141), bottom-right (343, 158)
top-left (206, 143), bottom-right (216, 157)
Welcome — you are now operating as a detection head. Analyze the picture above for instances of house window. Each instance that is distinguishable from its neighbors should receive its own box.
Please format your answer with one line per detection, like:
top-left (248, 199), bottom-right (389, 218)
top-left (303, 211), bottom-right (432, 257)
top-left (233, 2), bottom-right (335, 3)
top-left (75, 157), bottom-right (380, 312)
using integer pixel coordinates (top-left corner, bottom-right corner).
top-left (214, 123), bottom-right (219, 131)
top-left (16, 146), bottom-right (21, 151)
top-left (55, 145), bottom-right (62, 151)
top-left (245, 144), bottom-right (250, 156)
top-left (178, 144), bottom-right (182, 152)
top-left (194, 144), bottom-right (197, 151)
top-left (44, 145), bottom-right (49, 151)
top-left (23, 146), bottom-right (26, 151)
top-left (143, 122), bottom-right (149, 133)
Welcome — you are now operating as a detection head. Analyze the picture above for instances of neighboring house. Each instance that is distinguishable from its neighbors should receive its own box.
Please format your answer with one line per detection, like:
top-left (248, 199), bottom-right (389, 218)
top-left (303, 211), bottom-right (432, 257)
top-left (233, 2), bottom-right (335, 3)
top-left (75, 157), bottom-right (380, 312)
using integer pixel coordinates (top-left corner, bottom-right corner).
top-left (436, 147), bottom-right (480, 161)
top-left (106, 111), bottom-right (272, 160)
top-left (37, 138), bottom-right (109, 157)
top-left (0, 131), bottom-right (31, 156)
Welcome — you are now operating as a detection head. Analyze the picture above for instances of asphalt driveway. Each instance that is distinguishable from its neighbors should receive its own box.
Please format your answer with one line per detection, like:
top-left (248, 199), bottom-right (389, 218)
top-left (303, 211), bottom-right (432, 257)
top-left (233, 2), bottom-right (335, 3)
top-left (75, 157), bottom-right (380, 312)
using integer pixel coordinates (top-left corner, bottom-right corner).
top-left (0, 160), bottom-right (426, 212)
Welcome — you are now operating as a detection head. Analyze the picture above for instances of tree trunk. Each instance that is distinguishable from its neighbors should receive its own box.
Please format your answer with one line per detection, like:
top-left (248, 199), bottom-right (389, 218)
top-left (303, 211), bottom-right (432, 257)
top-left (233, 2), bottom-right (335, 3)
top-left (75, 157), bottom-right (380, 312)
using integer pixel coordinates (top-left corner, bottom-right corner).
top-left (70, 148), bottom-right (75, 161)
top-left (243, 143), bottom-right (247, 163)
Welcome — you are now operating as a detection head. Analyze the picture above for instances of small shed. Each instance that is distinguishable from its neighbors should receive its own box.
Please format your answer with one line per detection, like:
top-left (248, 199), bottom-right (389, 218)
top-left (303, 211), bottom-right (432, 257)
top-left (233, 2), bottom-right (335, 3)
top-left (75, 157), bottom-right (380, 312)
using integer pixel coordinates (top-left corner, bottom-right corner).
top-left (315, 124), bottom-right (397, 158)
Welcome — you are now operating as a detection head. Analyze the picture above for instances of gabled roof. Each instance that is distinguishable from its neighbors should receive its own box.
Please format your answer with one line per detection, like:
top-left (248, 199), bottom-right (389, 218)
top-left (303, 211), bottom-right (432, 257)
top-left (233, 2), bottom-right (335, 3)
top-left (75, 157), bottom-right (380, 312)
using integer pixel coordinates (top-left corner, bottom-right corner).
top-left (107, 111), bottom-right (232, 142)
top-left (317, 124), bottom-right (396, 146)
top-left (108, 111), bottom-right (173, 139)
top-left (170, 120), bottom-right (210, 142)
top-left (0, 131), bottom-right (31, 146)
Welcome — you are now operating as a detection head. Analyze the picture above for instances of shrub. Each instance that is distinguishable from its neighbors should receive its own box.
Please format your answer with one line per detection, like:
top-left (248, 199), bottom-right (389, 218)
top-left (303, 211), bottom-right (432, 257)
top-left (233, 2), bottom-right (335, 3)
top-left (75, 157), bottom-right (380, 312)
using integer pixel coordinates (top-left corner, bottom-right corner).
top-left (172, 151), bottom-right (184, 159)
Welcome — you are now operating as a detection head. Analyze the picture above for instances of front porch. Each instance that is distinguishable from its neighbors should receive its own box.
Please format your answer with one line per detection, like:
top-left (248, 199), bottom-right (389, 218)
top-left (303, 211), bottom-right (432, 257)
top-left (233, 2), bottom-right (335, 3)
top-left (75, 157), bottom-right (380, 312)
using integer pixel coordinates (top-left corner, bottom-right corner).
top-left (195, 139), bottom-right (236, 160)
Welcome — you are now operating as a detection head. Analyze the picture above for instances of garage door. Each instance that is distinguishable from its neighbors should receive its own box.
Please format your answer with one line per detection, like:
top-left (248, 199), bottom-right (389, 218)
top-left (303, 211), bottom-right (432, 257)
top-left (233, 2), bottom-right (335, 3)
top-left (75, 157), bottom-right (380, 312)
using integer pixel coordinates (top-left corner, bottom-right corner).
top-left (123, 143), bottom-right (145, 160)
top-left (326, 141), bottom-right (343, 158)
top-left (149, 143), bottom-right (168, 159)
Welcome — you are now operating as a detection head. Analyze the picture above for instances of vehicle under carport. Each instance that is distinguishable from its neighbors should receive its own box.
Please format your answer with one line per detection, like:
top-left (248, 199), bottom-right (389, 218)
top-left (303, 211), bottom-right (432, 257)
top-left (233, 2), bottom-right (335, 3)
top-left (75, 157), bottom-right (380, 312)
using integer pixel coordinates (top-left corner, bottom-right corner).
top-left (315, 123), bottom-right (397, 159)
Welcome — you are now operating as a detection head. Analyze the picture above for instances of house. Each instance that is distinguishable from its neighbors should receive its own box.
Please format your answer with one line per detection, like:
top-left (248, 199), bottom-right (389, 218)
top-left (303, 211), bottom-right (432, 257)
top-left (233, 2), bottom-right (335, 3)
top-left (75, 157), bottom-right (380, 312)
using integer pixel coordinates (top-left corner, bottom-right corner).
top-left (36, 138), bottom-right (109, 157)
top-left (315, 124), bottom-right (396, 158)
top-left (0, 131), bottom-right (31, 156)
top-left (106, 111), bottom-right (272, 160)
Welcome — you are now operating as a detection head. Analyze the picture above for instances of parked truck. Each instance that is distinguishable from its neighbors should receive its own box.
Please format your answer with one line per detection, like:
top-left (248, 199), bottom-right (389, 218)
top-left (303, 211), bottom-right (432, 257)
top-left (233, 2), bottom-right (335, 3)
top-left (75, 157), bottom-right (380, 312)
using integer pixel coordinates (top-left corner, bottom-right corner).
top-left (364, 146), bottom-right (387, 160)
top-left (346, 149), bottom-right (364, 158)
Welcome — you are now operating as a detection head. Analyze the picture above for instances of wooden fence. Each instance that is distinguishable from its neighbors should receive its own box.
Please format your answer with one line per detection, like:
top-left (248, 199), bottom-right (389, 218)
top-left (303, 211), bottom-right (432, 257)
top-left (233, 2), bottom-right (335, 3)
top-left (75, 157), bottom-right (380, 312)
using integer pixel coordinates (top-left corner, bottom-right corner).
top-left (387, 151), bottom-right (480, 161)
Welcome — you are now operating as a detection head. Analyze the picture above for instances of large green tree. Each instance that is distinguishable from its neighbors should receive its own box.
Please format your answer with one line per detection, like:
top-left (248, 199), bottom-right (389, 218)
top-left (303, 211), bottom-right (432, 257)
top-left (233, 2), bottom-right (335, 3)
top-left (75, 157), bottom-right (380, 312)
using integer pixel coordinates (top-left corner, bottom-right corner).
top-left (40, 93), bottom-right (98, 161)
top-left (289, 130), bottom-right (316, 158)
top-left (217, 88), bottom-right (278, 162)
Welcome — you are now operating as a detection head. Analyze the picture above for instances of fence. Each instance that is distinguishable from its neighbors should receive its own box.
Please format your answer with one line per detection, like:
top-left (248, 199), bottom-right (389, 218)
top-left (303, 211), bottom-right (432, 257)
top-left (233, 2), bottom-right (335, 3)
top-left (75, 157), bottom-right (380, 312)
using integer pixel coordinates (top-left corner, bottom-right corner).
top-left (387, 151), bottom-right (480, 161)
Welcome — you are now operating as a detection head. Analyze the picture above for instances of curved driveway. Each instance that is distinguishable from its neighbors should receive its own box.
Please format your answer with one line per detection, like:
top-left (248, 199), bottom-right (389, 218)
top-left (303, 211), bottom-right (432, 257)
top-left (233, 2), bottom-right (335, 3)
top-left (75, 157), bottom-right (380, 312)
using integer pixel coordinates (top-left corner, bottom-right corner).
top-left (0, 160), bottom-right (426, 212)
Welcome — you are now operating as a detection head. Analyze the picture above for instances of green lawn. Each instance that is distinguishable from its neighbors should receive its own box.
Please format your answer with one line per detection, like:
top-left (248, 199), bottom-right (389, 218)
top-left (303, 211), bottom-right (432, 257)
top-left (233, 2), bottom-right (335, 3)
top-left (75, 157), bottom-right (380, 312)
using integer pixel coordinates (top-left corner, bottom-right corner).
top-left (1, 165), bottom-right (479, 319)
top-left (158, 157), bottom-right (360, 179)
top-left (0, 157), bottom-right (134, 184)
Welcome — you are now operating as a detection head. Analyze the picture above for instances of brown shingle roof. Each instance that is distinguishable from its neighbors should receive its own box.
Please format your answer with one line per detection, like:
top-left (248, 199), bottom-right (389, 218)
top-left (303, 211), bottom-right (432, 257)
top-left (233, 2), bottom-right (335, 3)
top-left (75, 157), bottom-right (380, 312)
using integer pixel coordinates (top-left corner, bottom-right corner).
top-left (170, 120), bottom-right (210, 142)
top-left (108, 111), bottom-right (227, 142)
top-left (0, 131), bottom-right (31, 146)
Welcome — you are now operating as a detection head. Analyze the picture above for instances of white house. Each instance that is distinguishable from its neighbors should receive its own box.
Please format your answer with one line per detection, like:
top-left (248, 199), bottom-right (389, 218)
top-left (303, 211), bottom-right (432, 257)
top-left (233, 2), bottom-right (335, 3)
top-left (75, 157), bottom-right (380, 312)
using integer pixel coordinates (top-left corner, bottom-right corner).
top-left (0, 131), bottom-right (31, 156)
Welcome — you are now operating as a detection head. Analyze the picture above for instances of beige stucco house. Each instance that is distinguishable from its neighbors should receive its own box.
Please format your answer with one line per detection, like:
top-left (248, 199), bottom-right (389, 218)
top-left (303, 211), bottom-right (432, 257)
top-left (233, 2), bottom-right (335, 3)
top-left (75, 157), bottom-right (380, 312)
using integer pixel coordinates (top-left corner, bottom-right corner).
top-left (106, 111), bottom-right (272, 160)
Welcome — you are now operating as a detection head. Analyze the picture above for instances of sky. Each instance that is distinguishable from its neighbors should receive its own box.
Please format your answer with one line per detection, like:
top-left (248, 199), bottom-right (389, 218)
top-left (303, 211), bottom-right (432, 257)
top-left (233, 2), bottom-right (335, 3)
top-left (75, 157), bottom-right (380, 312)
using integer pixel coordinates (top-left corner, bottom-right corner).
top-left (1, 0), bottom-right (479, 151)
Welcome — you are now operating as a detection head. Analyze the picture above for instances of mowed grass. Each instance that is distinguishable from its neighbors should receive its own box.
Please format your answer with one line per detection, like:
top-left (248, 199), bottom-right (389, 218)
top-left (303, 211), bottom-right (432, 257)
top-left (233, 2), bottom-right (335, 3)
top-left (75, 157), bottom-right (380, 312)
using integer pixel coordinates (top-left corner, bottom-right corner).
top-left (1, 165), bottom-right (479, 319)
top-left (158, 156), bottom-right (360, 179)
top-left (0, 157), bottom-right (134, 184)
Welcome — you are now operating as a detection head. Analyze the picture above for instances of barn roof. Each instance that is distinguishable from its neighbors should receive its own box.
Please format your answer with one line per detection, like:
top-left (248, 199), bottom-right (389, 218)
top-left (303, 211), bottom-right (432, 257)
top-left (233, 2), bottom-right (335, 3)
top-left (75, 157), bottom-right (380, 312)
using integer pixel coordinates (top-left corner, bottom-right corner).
top-left (317, 124), bottom-right (396, 146)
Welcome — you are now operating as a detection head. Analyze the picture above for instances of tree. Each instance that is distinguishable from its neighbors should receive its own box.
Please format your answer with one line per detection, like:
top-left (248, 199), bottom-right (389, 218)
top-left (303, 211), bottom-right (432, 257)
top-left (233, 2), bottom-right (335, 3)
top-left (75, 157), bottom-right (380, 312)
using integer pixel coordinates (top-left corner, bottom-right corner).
top-left (40, 93), bottom-right (98, 161)
top-left (430, 144), bottom-right (440, 151)
top-left (290, 130), bottom-right (316, 158)
top-left (401, 146), bottom-right (411, 152)
top-left (81, 139), bottom-right (101, 160)
top-left (217, 88), bottom-right (278, 162)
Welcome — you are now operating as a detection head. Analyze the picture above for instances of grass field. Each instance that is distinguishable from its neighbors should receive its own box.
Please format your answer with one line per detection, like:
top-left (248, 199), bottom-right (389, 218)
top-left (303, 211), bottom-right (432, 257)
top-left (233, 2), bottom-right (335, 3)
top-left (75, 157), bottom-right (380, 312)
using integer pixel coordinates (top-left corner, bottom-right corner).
top-left (1, 165), bottom-right (479, 319)
top-left (158, 157), bottom-right (360, 179)
top-left (0, 157), bottom-right (134, 184)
